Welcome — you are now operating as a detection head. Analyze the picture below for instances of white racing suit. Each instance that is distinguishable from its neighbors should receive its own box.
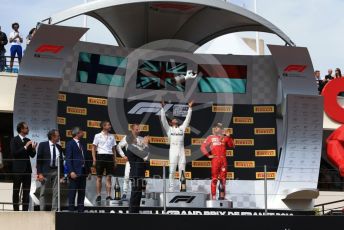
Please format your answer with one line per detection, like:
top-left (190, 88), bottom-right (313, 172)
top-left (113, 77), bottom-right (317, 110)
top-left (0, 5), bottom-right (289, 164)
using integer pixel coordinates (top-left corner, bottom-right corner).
top-left (117, 135), bottom-right (148, 194)
top-left (160, 107), bottom-right (192, 189)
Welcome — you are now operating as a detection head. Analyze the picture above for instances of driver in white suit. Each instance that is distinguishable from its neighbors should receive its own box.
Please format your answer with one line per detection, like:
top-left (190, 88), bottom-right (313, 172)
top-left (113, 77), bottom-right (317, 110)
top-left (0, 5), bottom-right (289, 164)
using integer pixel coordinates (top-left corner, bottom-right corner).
top-left (160, 100), bottom-right (193, 191)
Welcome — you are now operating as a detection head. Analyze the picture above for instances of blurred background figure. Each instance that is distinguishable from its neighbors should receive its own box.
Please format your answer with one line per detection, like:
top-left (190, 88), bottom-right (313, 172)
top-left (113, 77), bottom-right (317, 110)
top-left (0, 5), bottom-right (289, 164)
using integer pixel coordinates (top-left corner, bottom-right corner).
top-left (26, 28), bottom-right (36, 45)
top-left (9, 22), bottom-right (23, 72)
top-left (0, 26), bottom-right (8, 72)
top-left (325, 69), bottom-right (333, 80)
top-left (335, 68), bottom-right (342, 78)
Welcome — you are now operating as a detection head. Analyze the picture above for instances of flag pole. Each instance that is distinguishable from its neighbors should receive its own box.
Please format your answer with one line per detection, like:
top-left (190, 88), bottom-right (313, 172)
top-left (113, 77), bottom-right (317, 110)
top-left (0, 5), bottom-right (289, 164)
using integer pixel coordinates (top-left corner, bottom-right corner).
top-left (254, 0), bottom-right (260, 55)
top-left (82, 0), bottom-right (88, 41)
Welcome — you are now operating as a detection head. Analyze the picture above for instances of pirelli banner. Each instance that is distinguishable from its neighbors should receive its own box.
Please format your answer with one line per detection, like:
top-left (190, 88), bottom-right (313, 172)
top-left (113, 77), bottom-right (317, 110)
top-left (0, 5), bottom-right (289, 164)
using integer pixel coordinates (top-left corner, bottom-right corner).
top-left (58, 92), bottom-right (278, 180)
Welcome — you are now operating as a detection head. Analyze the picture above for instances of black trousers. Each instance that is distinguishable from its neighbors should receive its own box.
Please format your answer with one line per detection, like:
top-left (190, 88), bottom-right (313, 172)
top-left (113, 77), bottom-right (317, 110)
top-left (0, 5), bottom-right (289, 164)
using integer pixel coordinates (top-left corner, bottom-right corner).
top-left (12, 174), bottom-right (31, 211)
top-left (68, 173), bottom-right (87, 212)
top-left (129, 178), bottom-right (143, 213)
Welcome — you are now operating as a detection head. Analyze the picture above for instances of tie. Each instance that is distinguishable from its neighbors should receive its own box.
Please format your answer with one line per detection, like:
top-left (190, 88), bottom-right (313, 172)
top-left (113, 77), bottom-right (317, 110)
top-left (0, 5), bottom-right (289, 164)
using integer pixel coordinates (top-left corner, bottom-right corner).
top-left (78, 142), bottom-right (85, 166)
top-left (52, 144), bottom-right (56, 167)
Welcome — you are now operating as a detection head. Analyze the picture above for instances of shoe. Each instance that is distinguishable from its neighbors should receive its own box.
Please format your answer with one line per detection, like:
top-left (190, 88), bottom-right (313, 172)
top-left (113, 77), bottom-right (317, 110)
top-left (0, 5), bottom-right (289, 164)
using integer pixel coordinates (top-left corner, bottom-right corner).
top-left (96, 195), bottom-right (101, 203)
top-left (106, 196), bottom-right (113, 201)
top-left (121, 194), bottom-right (127, 200)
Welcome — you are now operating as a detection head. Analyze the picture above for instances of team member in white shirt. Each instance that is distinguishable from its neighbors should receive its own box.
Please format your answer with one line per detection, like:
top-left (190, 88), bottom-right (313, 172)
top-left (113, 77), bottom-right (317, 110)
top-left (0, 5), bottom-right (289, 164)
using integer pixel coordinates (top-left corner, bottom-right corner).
top-left (92, 121), bottom-right (117, 202)
top-left (8, 22), bottom-right (23, 71)
top-left (116, 124), bottom-right (148, 200)
top-left (160, 100), bottom-right (193, 191)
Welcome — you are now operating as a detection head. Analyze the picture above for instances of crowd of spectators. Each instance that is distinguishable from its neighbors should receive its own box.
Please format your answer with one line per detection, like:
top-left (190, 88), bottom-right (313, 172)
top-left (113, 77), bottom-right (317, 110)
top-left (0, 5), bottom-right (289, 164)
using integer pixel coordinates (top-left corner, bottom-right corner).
top-left (0, 22), bottom-right (36, 72)
top-left (315, 68), bottom-right (343, 94)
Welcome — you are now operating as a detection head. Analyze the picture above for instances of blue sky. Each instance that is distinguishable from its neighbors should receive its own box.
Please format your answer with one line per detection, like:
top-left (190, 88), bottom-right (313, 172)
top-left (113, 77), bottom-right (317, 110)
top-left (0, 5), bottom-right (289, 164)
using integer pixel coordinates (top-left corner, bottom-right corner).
top-left (1, 0), bottom-right (343, 77)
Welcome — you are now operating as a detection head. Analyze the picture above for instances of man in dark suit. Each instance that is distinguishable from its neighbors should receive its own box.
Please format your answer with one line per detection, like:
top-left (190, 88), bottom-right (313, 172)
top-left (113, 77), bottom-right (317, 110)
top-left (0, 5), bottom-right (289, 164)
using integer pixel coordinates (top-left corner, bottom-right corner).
top-left (37, 129), bottom-right (64, 211)
top-left (125, 124), bottom-right (150, 213)
top-left (10, 122), bottom-right (37, 211)
top-left (66, 127), bottom-right (92, 212)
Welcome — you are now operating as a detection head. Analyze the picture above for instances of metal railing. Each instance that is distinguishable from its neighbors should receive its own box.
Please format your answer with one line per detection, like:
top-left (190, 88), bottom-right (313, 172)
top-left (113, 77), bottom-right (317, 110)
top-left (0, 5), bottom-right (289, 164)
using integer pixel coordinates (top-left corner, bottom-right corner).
top-left (314, 199), bottom-right (344, 215)
top-left (0, 55), bottom-right (20, 74)
top-left (0, 157), bottom-right (343, 214)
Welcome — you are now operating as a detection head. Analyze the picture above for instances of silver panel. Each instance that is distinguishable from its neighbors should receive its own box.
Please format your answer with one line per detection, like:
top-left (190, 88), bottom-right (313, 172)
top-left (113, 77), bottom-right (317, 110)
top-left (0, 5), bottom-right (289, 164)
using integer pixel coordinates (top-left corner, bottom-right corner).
top-left (206, 200), bottom-right (233, 209)
top-left (141, 198), bottom-right (159, 207)
top-left (270, 95), bottom-right (323, 210)
top-left (20, 24), bottom-right (88, 78)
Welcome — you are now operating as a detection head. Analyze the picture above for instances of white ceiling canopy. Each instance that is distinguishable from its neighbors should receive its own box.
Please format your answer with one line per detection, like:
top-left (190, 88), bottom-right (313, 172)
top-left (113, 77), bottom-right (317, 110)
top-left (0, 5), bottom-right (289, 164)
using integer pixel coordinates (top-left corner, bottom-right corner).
top-left (48, 0), bottom-right (294, 51)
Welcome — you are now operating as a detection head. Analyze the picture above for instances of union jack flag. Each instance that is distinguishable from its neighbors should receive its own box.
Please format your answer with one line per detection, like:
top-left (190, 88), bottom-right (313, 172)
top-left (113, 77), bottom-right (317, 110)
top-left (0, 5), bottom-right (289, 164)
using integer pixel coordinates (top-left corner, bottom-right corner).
top-left (136, 60), bottom-right (187, 91)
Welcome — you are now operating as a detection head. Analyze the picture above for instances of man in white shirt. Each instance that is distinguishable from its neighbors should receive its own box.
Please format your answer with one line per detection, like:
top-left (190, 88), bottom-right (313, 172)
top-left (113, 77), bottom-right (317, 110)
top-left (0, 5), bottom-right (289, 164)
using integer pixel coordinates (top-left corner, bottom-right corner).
top-left (92, 121), bottom-right (117, 202)
top-left (8, 22), bottom-right (23, 71)
top-left (116, 124), bottom-right (148, 200)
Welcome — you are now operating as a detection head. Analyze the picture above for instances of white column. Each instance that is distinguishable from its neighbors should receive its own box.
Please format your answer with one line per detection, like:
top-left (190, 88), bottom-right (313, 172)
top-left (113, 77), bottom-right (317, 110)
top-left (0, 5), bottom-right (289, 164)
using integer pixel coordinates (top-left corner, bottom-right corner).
top-left (82, 0), bottom-right (88, 41)
top-left (254, 0), bottom-right (260, 55)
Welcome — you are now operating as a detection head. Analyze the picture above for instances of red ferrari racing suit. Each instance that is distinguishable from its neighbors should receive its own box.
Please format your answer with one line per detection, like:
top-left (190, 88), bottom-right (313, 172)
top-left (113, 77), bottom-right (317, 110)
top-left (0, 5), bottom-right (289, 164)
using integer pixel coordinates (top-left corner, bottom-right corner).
top-left (201, 135), bottom-right (234, 199)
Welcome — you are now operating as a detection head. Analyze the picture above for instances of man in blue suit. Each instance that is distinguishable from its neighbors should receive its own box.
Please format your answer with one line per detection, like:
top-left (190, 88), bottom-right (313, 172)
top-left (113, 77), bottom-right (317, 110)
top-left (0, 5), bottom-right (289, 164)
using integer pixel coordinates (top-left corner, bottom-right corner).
top-left (37, 129), bottom-right (64, 211)
top-left (66, 127), bottom-right (92, 212)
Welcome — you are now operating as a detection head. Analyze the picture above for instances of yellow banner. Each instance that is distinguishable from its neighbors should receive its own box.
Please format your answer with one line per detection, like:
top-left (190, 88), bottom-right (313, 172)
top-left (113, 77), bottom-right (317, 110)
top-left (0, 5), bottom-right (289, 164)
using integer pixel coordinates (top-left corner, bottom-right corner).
top-left (87, 120), bottom-right (101, 128)
top-left (66, 106), bottom-right (87, 115)
top-left (87, 143), bottom-right (93, 151)
top-left (185, 127), bottom-right (191, 134)
top-left (150, 159), bottom-right (169, 167)
top-left (87, 97), bottom-right (108, 106)
top-left (192, 138), bottom-right (206, 145)
top-left (226, 150), bottom-right (234, 157)
top-left (149, 136), bottom-right (169, 144)
top-left (57, 117), bottom-right (66, 125)
top-left (128, 124), bottom-right (149, 132)
top-left (227, 172), bottom-right (234, 180)
top-left (212, 105), bottom-right (233, 113)
top-left (256, 172), bottom-right (276, 179)
top-left (60, 141), bottom-right (65, 149)
top-left (58, 93), bottom-right (66, 102)
top-left (234, 161), bottom-right (255, 168)
top-left (254, 128), bottom-right (275, 135)
top-left (233, 117), bottom-right (254, 124)
top-left (184, 149), bottom-right (191, 157)
top-left (255, 150), bottom-right (276, 157)
top-left (253, 106), bottom-right (274, 113)
top-left (192, 161), bottom-right (211, 168)
top-left (234, 139), bottom-right (254, 146)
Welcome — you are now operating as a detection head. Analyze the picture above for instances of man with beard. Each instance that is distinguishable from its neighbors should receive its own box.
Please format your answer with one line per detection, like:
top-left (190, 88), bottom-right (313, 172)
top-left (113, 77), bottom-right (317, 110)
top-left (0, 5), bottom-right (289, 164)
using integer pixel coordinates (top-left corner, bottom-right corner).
top-left (201, 123), bottom-right (234, 200)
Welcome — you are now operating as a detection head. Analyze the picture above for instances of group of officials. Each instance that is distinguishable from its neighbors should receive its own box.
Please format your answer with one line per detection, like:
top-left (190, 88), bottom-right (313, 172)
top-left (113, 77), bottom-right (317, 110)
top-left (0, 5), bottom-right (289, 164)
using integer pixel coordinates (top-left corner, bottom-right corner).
top-left (10, 100), bottom-right (234, 213)
top-left (10, 121), bottom-right (148, 213)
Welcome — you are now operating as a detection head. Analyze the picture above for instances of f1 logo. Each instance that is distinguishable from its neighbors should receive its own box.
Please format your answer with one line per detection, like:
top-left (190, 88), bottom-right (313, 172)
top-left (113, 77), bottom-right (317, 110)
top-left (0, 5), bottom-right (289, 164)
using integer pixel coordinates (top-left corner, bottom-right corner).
top-left (169, 196), bottom-right (196, 203)
top-left (128, 102), bottom-right (173, 115)
top-left (35, 44), bottom-right (64, 54)
top-left (283, 65), bottom-right (307, 73)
